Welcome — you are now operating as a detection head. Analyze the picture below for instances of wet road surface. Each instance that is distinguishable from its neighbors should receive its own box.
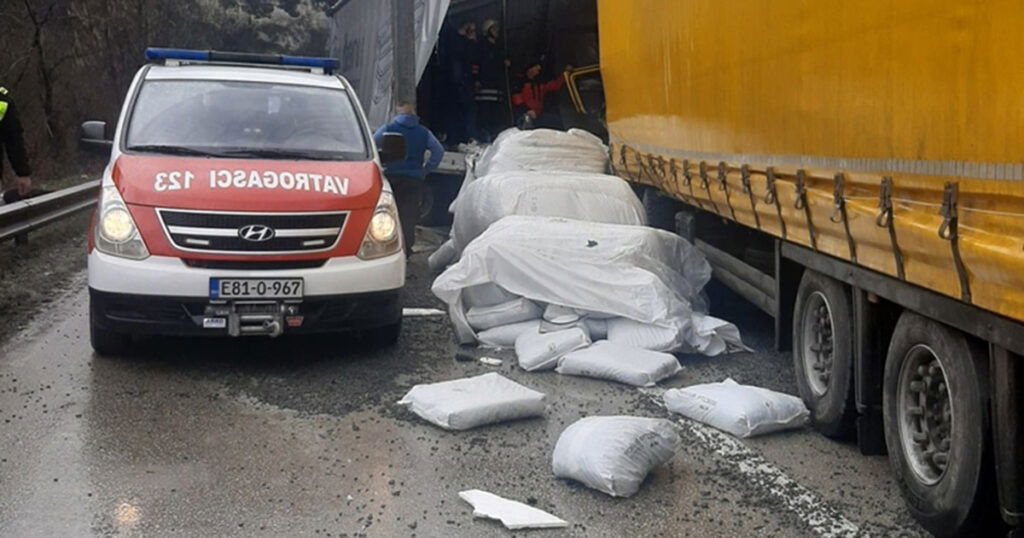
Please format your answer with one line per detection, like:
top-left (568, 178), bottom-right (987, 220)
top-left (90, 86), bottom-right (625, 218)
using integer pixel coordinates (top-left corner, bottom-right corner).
top-left (0, 251), bottom-right (926, 537)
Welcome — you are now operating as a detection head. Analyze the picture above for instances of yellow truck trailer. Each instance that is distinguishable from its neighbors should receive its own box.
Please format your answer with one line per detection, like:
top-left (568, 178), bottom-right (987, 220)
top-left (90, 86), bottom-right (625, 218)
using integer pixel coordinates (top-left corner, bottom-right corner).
top-left (595, 1), bottom-right (1023, 535)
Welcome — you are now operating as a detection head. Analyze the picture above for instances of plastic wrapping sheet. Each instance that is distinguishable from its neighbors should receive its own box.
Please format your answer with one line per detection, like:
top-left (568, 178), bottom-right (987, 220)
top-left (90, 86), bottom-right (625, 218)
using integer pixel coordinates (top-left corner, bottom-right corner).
top-left (451, 128), bottom-right (610, 213)
top-left (432, 216), bottom-right (744, 355)
top-left (450, 171), bottom-right (645, 254)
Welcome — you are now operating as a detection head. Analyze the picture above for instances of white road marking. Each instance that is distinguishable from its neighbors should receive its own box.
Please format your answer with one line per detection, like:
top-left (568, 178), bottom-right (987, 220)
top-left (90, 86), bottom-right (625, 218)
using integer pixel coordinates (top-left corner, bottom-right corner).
top-left (402, 307), bottom-right (447, 317)
top-left (640, 388), bottom-right (861, 538)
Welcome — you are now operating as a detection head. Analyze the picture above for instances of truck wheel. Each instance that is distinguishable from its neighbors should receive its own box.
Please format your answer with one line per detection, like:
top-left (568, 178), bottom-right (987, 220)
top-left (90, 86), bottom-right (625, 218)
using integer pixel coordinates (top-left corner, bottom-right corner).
top-left (642, 187), bottom-right (680, 231)
top-left (89, 316), bottom-right (133, 357)
top-left (883, 313), bottom-right (995, 537)
top-left (362, 319), bottom-right (402, 347)
top-left (792, 270), bottom-right (856, 438)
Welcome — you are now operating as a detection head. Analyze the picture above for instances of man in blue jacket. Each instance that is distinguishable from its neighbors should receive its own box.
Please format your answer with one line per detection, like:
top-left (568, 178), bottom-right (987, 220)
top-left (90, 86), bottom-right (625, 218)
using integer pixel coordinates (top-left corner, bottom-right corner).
top-left (373, 102), bottom-right (445, 257)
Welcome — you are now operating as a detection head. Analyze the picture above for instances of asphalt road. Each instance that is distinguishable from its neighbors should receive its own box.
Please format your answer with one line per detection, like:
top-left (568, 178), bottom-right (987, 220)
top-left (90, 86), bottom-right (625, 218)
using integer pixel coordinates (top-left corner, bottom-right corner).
top-left (0, 243), bottom-right (927, 537)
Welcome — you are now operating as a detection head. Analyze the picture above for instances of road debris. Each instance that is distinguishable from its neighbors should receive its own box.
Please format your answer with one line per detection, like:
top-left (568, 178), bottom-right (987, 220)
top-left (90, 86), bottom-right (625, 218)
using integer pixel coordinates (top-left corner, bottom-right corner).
top-left (663, 378), bottom-right (809, 438)
top-left (397, 372), bottom-right (545, 430)
top-left (552, 416), bottom-right (679, 497)
top-left (555, 341), bottom-right (681, 387)
top-left (478, 357), bottom-right (503, 366)
top-left (432, 216), bottom-right (744, 354)
top-left (402, 307), bottom-right (447, 317)
top-left (458, 489), bottom-right (568, 530)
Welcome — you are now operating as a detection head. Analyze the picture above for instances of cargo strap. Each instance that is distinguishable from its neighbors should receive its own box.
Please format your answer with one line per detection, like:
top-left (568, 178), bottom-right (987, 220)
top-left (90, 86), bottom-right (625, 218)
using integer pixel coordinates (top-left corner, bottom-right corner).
top-left (698, 161), bottom-right (720, 215)
top-left (740, 164), bottom-right (761, 229)
top-left (682, 159), bottom-right (706, 211)
top-left (717, 161), bottom-right (738, 221)
top-left (650, 154), bottom-right (668, 192)
top-left (830, 173), bottom-right (857, 263)
top-left (765, 167), bottom-right (787, 239)
top-left (795, 170), bottom-right (817, 250)
top-left (939, 182), bottom-right (971, 303)
top-left (616, 144), bottom-right (629, 176)
top-left (876, 177), bottom-right (905, 280)
top-left (668, 158), bottom-right (694, 206)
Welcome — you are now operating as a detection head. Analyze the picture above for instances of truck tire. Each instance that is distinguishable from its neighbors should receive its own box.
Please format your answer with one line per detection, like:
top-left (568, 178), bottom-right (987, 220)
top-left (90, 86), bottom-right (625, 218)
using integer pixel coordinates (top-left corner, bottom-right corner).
top-left (362, 319), bottom-right (402, 347)
top-left (89, 315), bottom-right (133, 357)
top-left (792, 270), bottom-right (856, 438)
top-left (883, 312), bottom-right (996, 537)
top-left (642, 187), bottom-right (679, 231)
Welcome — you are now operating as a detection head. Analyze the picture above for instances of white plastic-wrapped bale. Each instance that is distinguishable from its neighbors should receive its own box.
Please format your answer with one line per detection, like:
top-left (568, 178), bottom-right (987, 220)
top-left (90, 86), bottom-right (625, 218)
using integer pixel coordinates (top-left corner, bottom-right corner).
top-left (551, 416), bottom-right (679, 497)
top-left (451, 128), bottom-right (609, 213)
top-left (477, 319), bottom-right (542, 348)
top-left (662, 378), bottom-right (809, 438)
top-left (397, 373), bottom-right (546, 431)
top-left (555, 341), bottom-right (681, 387)
top-left (450, 171), bottom-right (645, 255)
top-left (432, 216), bottom-right (745, 354)
top-left (466, 297), bottom-right (543, 331)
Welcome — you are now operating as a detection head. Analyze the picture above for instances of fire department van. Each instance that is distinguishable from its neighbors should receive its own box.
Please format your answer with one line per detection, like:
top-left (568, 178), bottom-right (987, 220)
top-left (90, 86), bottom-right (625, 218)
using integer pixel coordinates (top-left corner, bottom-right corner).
top-left (79, 49), bottom-right (409, 355)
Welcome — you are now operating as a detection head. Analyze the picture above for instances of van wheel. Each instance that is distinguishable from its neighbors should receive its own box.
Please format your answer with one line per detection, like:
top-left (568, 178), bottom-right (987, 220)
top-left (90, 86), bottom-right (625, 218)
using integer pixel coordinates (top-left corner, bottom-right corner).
top-left (792, 270), bottom-right (856, 438)
top-left (362, 319), bottom-right (402, 347)
top-left (90, 315), bottom-right (133, 357)
top-left (883, 312), bottom-right (997, 537)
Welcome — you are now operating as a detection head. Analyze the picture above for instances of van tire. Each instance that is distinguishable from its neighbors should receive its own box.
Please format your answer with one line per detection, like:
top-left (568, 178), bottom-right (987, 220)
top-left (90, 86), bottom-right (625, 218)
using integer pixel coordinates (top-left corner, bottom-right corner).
top-left (792, 270), bottom-right (856, 439)
top-left (90, 315), bottom-right (133, 357)
top-left (883, 312), bottom-right (997, 537)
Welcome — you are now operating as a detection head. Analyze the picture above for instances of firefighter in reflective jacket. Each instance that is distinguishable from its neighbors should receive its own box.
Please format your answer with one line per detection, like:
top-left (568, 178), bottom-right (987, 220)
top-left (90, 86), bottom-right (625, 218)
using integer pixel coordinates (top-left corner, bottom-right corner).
top-left (0, 87), bottom-right (33, 204)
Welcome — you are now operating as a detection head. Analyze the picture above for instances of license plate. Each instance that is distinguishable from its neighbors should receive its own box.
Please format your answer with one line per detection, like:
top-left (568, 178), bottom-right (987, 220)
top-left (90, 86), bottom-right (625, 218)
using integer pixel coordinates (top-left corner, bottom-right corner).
top-left (209, 278), bottom-right (304, 299)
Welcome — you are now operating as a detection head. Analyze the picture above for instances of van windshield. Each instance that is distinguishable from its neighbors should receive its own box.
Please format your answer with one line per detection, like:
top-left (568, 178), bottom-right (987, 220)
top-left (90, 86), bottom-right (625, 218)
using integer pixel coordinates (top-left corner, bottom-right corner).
top-left (125, 80), bottom-right (368, 160)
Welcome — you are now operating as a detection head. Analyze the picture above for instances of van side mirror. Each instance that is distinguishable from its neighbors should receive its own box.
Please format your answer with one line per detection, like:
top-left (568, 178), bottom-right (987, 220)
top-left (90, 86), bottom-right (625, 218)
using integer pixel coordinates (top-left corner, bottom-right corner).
top-left (378, 132), bottom-right (407, 164)
top-left (80, 121), bottom-right (112, 154)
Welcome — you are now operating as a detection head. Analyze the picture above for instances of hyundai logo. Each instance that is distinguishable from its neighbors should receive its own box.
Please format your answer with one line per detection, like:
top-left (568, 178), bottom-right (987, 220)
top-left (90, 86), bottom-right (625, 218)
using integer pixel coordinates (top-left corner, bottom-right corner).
top-left (238, 224), bottom-right (275, 242)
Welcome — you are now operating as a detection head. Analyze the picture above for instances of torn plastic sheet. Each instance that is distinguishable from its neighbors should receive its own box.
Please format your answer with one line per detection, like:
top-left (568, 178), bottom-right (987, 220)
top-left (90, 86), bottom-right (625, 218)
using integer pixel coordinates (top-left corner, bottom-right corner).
top-left (458, 489), bottom-right (568, 530)
top-left (432, 216), bottom-right (745, 354)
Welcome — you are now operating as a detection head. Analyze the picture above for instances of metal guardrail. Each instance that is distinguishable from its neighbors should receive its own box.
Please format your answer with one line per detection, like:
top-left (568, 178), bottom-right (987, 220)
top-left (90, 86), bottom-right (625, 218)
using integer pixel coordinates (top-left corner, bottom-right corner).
top-left (0, 180), bottom-right (100, 244)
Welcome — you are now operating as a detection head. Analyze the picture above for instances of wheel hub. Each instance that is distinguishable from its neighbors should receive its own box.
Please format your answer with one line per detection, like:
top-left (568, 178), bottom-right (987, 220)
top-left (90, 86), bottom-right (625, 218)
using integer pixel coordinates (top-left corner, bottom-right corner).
top-left (801, 291), bottom-right (834, 397)
top-left (898, 345), bottom-right (953, 485)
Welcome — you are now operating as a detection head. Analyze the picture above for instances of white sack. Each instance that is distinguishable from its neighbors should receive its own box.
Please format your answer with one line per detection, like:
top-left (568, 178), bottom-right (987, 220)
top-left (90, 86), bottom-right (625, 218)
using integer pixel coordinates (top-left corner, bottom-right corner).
top-left (551, 416), bottom-right (679, 497)
top-left (584, 318), bottom-right (608, 340)
top-left (477, 319), bottom-right (542, 348)
top-left (466, 297), bottom-right (542, 331)
top-left (397, 373), bottom-right (545, 430)
top-left (555, 341), bottom-right (681, 387)
top-left (540, 304), bottom-right (587, 333)
top-left (459, 489), bottom-right (568, 530)
top-left (663, 378), bottom-right (809, 438)
top-left (428, 239), bottom-right (458, 272)
top-left (515, 327), bottom-right (591, 372)
top-left (450, 171), bottom-right (645, 255)
top-left (606, 318), bottom-right (679, 352)
top-left (463, 282), bottom-right (518, 309)
top-left (451, 128), bottom-right (610, 213)
top-left (432, 216), bottom-right (744, 354)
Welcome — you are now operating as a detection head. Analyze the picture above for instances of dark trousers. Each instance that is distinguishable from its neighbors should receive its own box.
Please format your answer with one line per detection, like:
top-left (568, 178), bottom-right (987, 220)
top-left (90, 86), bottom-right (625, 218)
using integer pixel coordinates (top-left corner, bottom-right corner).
top-left (387, 174), bottom-right (423, 256)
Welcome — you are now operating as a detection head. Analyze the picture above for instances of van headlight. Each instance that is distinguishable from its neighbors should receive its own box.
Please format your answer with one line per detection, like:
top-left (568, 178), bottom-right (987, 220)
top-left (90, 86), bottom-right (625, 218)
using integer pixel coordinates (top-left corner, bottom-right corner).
top-left (95, 185), bottom-right (149, 260)
top-left (357, 189), bottom-right (402, 260)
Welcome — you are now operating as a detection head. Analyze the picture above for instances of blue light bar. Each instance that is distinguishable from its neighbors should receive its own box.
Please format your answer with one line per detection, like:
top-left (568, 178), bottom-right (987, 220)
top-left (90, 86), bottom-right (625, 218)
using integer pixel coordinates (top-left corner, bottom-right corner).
top-left (146, 48), bottom-right (209, 62)
top-left (144, 48), bottom-right (339, 74)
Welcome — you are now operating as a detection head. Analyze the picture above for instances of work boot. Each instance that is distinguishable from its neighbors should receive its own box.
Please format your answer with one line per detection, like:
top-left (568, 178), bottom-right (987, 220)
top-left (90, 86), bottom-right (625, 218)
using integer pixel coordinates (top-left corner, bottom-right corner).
top-left (1, 189), bottom-right (21, 205)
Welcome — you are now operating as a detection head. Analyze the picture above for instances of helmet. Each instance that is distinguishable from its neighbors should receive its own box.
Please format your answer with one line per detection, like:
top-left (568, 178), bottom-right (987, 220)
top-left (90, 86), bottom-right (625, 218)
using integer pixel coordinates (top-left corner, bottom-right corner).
top-left (482, 19), bottom-right (499, 37)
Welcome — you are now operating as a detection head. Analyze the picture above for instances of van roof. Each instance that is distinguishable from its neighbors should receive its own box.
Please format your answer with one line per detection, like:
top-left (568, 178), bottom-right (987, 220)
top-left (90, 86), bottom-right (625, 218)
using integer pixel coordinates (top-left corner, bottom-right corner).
top-left (144, 64), bottom-right (347, 90)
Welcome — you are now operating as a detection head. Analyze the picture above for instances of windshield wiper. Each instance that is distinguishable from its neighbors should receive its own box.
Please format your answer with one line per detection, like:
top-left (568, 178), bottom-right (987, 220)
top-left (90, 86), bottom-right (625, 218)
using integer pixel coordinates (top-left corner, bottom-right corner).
top-left (127, 144), bottom-right (229, 157)
top-left (218, 148), bottom-right (337, 161)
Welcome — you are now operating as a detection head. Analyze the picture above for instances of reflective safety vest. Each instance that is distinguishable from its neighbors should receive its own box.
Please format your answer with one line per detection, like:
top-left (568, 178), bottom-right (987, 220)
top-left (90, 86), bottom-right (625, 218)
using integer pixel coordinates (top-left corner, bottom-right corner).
top-left (0, 87), bottom-right (7, 121)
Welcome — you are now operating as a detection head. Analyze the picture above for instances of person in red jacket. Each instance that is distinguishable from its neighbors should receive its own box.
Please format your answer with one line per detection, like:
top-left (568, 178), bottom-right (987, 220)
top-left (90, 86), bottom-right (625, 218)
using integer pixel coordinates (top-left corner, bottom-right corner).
top-left (511, 62), bottom-right (572, 130)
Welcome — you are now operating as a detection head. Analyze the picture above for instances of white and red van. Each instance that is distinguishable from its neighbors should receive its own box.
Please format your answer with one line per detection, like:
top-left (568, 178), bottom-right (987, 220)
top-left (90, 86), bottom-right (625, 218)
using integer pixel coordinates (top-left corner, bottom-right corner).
top-left (80, 49), bottom-right (408, 355)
